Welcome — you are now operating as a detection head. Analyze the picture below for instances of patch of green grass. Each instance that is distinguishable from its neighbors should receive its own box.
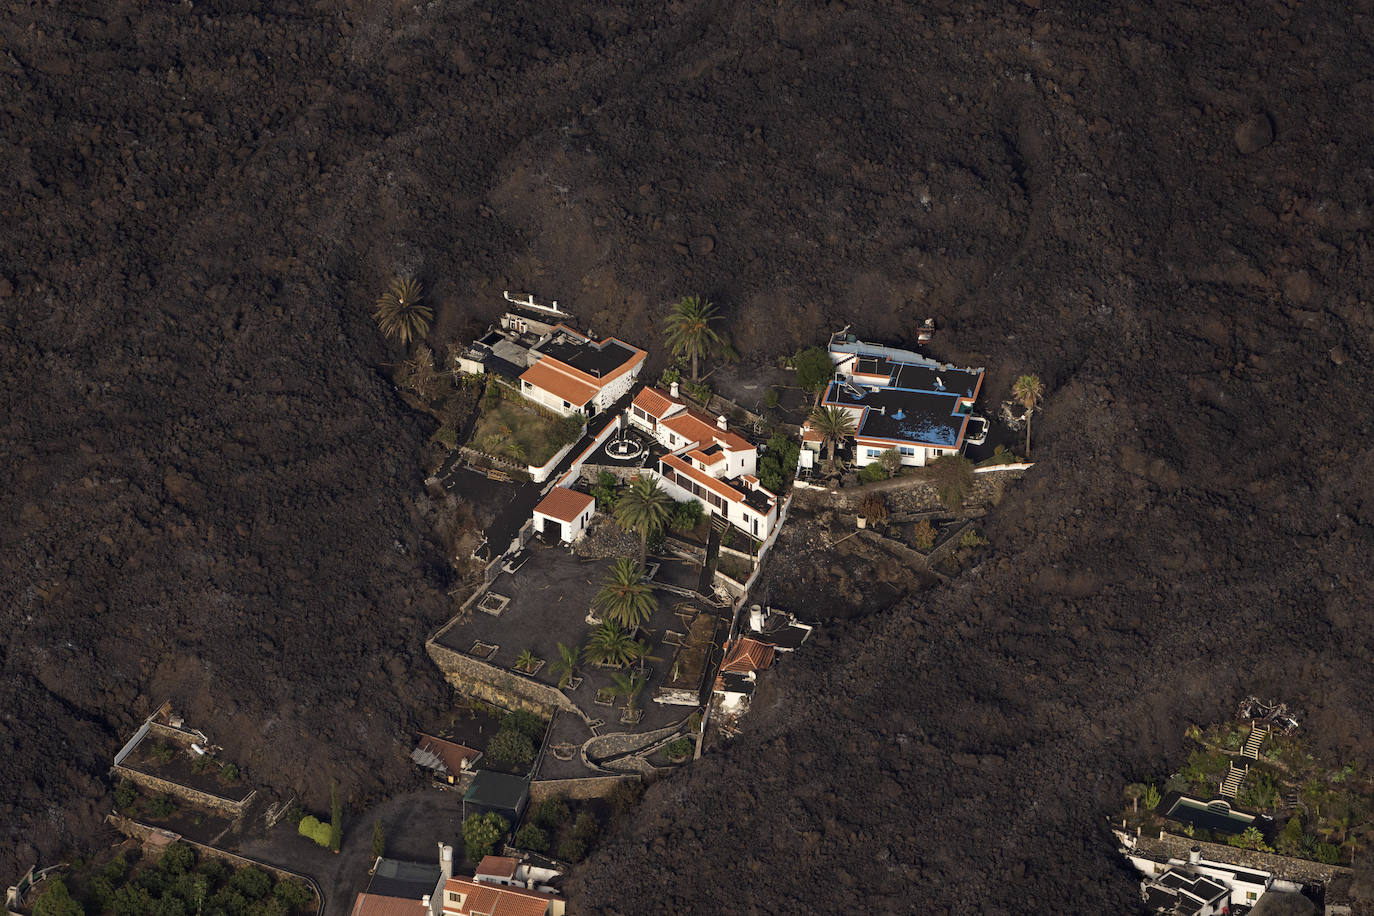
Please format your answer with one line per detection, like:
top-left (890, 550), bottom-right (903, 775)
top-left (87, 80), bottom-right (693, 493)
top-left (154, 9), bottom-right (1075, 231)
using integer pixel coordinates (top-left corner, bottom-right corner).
top-left (470, 396), bottom-right (583, 466)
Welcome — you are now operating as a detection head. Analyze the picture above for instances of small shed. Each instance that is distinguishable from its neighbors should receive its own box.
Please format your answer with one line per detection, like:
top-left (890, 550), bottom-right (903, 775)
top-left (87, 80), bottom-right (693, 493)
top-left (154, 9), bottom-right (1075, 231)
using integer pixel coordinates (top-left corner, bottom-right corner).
top-left (532, 488), bottom-right (595, 544)
top-left (462, 771), bottom-right (530, 825)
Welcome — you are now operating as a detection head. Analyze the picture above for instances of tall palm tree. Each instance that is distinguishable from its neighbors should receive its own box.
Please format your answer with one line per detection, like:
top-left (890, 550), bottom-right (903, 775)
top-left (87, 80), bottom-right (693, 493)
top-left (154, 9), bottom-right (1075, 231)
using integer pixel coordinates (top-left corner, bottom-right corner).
top-left (609, 671), bottom-right (647, 711)
top-left (373, 274), bottom-right (431, 347)
top-left (593, 558), bottom-right (658, 633)
top-left (807, 405), bottom-right (856, 466)
top-left (663, 295), bottom-right (727, 382)
top-left (1012, 373), bottom-right (1045, 456)
top-left (614, 476), bottom-right (673, 562)
top-left (583, 621), bottom-right (638, 668)
top-left (548, 643), bottom-right (579, 688)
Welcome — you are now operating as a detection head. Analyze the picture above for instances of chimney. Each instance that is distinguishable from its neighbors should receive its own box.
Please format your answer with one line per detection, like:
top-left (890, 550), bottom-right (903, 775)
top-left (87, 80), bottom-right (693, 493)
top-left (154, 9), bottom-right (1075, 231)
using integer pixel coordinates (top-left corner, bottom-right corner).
top-left (1188, 846), bottom-right (1201, 865)
top-left (717, 415), bottom-right (728, 431)
top-left (749, 605), bottom-right (765, 632)
top-left (670, 381), bottom-right (680, 399)
top-left (439, 843), bottom-right (453, 881)
top-left (422, 896), bottom-right (430, 910)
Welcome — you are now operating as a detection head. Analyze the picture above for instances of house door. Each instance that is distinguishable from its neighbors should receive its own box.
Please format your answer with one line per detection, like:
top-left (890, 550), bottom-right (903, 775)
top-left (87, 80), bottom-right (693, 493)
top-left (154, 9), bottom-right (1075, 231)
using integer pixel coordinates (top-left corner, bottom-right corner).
top-left (543, 518), bottom-right (562, 541)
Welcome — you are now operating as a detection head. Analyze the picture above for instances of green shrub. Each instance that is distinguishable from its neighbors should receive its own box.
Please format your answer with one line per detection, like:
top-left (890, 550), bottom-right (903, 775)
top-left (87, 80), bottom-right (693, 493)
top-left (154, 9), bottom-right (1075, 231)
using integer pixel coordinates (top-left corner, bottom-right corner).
top-left (297, 816), bottom-right (332, 848)
top-left (146, 795), bottom-right (178, 818)
top-left (959, 528), bottom-right (989, 549)
top-left (191, 754), bottom-right (214, 774)
top-left (114, 780), bottom-right (138, 811)
top-left (1239, 769), bottom-right (1279, 811)
top-left (658, 366), bottom-right (681, 388)
top-left (669, 499), bottom-right (703, 532)
top-left (463, 812), bottom-right (508, 862)
top-left (219, 763), bottom-right (239, 783)
top-left (1302, 835), bottom-right (1342, 864)
top-left (487, 729), bottom-right (536, 768)
top-left (207, 889), bottom-right (248, 916)
top-left (229, 868), bottom-right (272, 902)
top-left (433, 426), bottom-right (458, 449)
top-left (513, 824), bottom-right (548, 853)
top-left (665, 738), bottom-right (693, 760)
top-left (1226, 826), bottom-right (1273, 853)
top-left (33, 878), bottom-right (82, 916)
top-left (591, 471), bottom-right (620, 509)
top-left (858, 462), bottom-right (887, 484)
top-left (556, 836), bottom-right (587, 862)
top-left (532, 798), bottom-right (570, 830)
top-left (503, 710), bottom-right (547, 741)
top-left (329, 783), bottom-right (343, 853)
top-left (150, 743), bottom-right (176, 764)
top-left (273, 881), bottom-right (313, 912)
top-left (572, 811), bottom-right (600, 843)
top-left (1276, 816), bottom-right (1304, 856)
top-left (764, 387), bottom-right (780, 409)
top-left (159, 843), bottom-right (197, 875)
top-left (1141, 784), bottom-right (1161, 811)
top-left (793, 346), bottom-right (833, 397)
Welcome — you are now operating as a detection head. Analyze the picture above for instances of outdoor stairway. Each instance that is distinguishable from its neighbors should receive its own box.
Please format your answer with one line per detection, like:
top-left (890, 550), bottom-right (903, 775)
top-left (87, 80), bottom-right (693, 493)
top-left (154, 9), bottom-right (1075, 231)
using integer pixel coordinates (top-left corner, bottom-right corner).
top-left (1242, 723), bottom-right (1270, 760)
top-left (698, 516), bottom-right (728, 594)
top-left (1220, 762), bottom-right (1248, 799)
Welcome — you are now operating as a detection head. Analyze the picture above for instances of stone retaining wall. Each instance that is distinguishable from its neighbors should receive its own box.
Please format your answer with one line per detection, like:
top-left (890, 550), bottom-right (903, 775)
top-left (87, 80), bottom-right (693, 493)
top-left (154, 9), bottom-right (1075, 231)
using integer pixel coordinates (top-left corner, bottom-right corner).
top-left (796, 468), bottom-right (1021, 515)
top-left (106, 816), bottom-right (323, 915)
top-left (111, 765), bottom-right (253, 817)
top-left (529, 775), bottom-right (639, 803)
top-left (425, 637), bottom-right (577, 719)
top-left (1137, 831), bottom-right (1352, 886)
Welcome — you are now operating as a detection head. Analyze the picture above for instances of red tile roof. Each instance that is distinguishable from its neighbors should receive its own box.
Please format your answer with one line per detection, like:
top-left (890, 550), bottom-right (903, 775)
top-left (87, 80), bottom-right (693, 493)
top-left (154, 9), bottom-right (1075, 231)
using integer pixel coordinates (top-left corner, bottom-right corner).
top-left (632, 386), bottom-right (678, 419)
top-left (518, 360), bottom-right (598, 407)
top-left (442, 877), bottom-right (556, 916)
top-left (474, 856), bottom-right (518, 880)
top-left (720, 637), bottom-right (775, 674)
top-left (534, 487), bottom-right (595, 524)
top-left (685, 447), bottom-right (726, 467)
top-left (660, 408), bottom-right (753, 452)
top-left (661, 454), bottom-right (745, 505)
top-left (351, 894), bottom-right (427, 916)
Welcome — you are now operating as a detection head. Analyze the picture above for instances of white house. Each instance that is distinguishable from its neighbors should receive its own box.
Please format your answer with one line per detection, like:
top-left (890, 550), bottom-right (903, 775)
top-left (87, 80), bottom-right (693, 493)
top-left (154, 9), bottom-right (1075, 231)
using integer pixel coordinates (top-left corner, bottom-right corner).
top-left (626, 385), bottom-right (779, 540)
top-left (1141, 867), bottom-right (1230, 915)
top-left (532, 488), bottom-right (596, 544)
top-left (801, 332), bottom-right (985, 469)
top-left (517, 325), bottom-right (645, 418)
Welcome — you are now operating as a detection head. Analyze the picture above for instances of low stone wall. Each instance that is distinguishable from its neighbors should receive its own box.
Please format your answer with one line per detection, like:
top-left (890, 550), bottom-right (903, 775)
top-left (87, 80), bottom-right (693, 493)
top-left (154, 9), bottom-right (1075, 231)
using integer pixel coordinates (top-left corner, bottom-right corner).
top-left (579, 464), bottom-right (641, 486)
top-left (529, 775), bottom-right (639, 803)
top-left (111, 765), bottom-right (254, 817)
top-left (1138, 831), bottom-right (1352, 886)
top-left (795, 468), bottom-right (1022, 515)
top-left (106, 816), bottom-right (323, 915)
top-left (425, 637), bottom-right (577, 719)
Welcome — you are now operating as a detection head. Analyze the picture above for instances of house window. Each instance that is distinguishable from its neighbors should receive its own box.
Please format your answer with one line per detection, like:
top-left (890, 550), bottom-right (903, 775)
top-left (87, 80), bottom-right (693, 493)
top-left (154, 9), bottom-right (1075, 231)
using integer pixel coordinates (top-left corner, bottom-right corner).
top-left (1247, 892), bottom-right (1257, 901)
top-left (866, 448), bottom-right (881, 458)
top-left (447, 892), bottom-right (462, 904)
top-left (899, 446), bottom-right (915, 456)
top-left (563, 400), bottom-right (570, 408)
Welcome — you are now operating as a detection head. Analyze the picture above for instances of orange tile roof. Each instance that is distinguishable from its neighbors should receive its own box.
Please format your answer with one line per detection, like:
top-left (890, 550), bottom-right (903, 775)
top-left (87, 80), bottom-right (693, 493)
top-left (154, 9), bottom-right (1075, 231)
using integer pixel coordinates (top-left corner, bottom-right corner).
top-left (518, 361), bottom-right (598, 406)
top-left (351, 894), bottom-right (427, 916)
top-left (534, 487), bottom-right (595, 524)
top-left (540, 327), bottom-right (647, 388)
top-left (720, 637), bottom-right (775, 674)
top-left (475, 856), bottom-right (518, 880)
top-left (660, 408), bottom-right (753, 452)
top-left (800, 425), bottom-right (824, 442)
top-left (661, 454), bottom-right (745, 505)
top-left (443, 878), bottom-right (556, 916)
top-left (685, 447), bottom-right (726, 467)
top-left (632, 386), bottom-right (678, 418)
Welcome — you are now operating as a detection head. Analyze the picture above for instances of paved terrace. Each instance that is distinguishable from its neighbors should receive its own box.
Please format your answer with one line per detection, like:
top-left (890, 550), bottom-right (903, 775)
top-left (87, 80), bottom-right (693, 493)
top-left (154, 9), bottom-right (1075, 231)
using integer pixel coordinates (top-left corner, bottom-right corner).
top-left (435, 545), bottom-right (721, 775)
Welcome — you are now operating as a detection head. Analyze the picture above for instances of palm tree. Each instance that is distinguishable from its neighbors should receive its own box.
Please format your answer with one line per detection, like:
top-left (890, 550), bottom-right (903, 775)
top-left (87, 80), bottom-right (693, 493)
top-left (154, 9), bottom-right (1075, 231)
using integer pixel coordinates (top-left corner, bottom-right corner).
top-left (514, 650), bottom-right (541, 673)
top-left (593, 559), bottom-right (658, 633)
top-left (583, 621), bottom-right (638, 668)
top-left (663, 295), bottom-right (727, 382)
top-left (930, 455), bottom-right (975, 511)
top-left (373, 274), bottom-right (431, 347)
top-left (807, 406), bottom-right (856, 466)
top-left (609, 671), bottom-right (647, 711)
top-left (1012, 373), bottom-right (1045, 456)
top-left (548, 643), bottom-right (579, 688)
top-left (1124, 783), bottom-right (1147, 814)
top-left (614, 476), bottom-right (673, 562)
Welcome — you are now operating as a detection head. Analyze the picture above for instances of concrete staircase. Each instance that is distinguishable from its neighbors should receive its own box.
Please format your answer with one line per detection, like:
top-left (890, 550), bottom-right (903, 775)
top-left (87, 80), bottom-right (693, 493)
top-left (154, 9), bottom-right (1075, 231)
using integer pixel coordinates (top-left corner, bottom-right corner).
top-left (1242, 723), bottom-right (1270, 760)
top-left (1220, 762), bottom-right (1248, 799)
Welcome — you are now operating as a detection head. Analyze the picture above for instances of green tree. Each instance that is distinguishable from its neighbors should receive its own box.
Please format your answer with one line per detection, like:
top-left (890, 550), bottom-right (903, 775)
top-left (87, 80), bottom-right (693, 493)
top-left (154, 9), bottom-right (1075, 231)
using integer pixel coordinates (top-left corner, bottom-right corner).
top-left (229, 868), bottom-right (272, 901)
top-left (878, 448), bottom-right (903, 478)
top-left (663, 295), bottom-right (727, 382)
top-left (513, 650), bottom-right (541, 673)
top-left (1227, 826), bottom-right (1273, 853)
top-left (298, 815), bottom-right (332, 848)
top-left (513, 824), bottom-right (549, 853)
top-left (549, 642), bottom-right (579, 689)
top-left (329, 783), bottom-right (343, 853)
top-left (614, 476), bottom-right (673, 562)
top-left (114, 779), bottom-right (138, 811)
top-left (793, 346), bottom-right (834, 404)
top-left (1301, 779), bottom-right (1327, 817)
top-left (1239, 769), bottom-right (1279, 811)
top-left (1124, 783), bottom-right (1147, 813)
top-left (590, 471), bottom-right (620, 510)
top-left (930, 455), bottom-right (975, 511)
top-left (487, 728), bottom-right (535, 768)
top-left (593, 558), bottom-right (658, 632)
top-left (159, 842), bottom-right (197, 875)
top-left (1141, 784), bottom-right (1161, 811)
top-left (372, 275), bottom-right (431, 347)
top-left (1276, 816), bottom-right (1305, 856)
top-left (583, 621), bottom-right (638, 668)
top-left (462, 812), bottom-right (508, 863)
top-left (273, 881), bottom-right (312, 912)
top-left (1012, 373), bottom-right (1045, 456)
top-left (371, 820), bottom-right (386, 860)
top-left (807, 405), bottom-right (856, 466)
top-left (33, 878), bottom-right (83, 916)
top-left (669, 499), bottom-right (703, 532)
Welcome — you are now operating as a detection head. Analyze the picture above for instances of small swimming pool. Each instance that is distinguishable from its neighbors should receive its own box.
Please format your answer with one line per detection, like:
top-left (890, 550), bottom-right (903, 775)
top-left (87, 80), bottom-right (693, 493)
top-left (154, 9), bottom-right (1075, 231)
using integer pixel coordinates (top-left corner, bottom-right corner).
top-left (1164, 796), bottom-right (1256, 835)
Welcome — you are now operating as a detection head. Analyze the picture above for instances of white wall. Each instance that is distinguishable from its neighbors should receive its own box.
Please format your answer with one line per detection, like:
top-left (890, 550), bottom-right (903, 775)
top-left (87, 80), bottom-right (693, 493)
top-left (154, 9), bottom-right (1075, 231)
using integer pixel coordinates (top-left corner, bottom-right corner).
top-left (855, 443), bottom-right (938, 468)
top-left (520, 379), bottom-right (584, 417)
top-left (592, 365), bottom-right (640, 413)
top-left (533, 505), bottom-right (593, 543)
